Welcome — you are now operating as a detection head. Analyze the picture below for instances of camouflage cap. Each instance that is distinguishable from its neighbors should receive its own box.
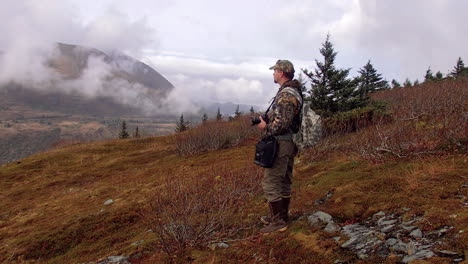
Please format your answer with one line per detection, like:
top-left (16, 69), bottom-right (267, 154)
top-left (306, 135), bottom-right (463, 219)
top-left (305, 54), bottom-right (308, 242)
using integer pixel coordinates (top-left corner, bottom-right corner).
top-left (269, 59), bottom-right (295, 74)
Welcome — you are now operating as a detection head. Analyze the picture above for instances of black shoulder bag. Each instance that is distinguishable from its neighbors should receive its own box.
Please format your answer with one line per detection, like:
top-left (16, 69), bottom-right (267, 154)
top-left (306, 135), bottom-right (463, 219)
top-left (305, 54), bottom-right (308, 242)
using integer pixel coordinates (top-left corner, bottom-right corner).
top-left (254, 98), bottom-right (278, 168)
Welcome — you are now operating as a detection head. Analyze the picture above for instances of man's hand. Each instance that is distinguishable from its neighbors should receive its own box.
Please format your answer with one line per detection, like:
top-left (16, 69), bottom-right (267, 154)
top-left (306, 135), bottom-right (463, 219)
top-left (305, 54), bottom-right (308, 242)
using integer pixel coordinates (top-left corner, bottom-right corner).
top-left (257, 116), bottom-right (267, 130)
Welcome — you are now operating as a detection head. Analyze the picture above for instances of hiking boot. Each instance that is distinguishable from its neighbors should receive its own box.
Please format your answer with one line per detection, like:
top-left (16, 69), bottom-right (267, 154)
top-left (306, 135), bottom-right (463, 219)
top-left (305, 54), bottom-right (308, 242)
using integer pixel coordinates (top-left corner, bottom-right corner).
top-left (260, 200), bottom-right (287, 233)
top-left (260, 197), bottom-right (290, 225)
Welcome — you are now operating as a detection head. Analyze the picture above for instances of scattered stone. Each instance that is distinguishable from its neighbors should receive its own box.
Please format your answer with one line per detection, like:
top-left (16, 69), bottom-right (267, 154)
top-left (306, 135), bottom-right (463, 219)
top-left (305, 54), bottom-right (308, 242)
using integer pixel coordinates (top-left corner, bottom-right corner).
top-left (402, 250), bottom-right (434, 263)
top-left (385, 238), bottom-right (398, 247)
top-left (96, 255), bottom-right (130, 264)
top-left (334, 260), bottom-right (345, 264)
top-left (410, 228), bottom-right (423, 239)
top-left (390, 241), bottom-right (408, 254)
top-left (400, 224), bottom-right (417, 232)
top-left (324, 222), bottom-right (341, 233)
top-left (104, 199), bottom-right (114, 205)
top-left (131, 240), bottom-right (144, 246)
top-left (381, 224), bottom-right (395, 233)
top-left (454, 258), bottom-right (463, 262)
top-left (314, 190), bottom-right (334, 205)
top-left (209, 242), bottom-right (229, 250)
top-left (308, 211), bottom-right (333, 226)
top-left (341, 224), bottom-right (384, 258)
top-left (373, 211), bottom-right (386, 219)
top-left (333, 236), bottom-right (341, 242)
top-left (378, 219), bottom-right (398, 226)
top-left (437, 250), bottom-right (459, 256)
top-left (402, 207), bottom-right (411, 212)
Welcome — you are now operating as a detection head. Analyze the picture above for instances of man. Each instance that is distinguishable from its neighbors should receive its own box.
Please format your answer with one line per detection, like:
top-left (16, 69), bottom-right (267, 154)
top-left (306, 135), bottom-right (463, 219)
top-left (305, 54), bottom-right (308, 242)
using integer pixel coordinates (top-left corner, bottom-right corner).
top-left (257, 59), bottom-right (302, 233)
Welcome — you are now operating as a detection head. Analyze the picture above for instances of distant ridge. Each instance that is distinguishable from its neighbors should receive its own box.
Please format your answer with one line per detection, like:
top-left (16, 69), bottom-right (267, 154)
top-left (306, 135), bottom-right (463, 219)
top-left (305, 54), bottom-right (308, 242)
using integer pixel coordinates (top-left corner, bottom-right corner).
top-left (1, 43), bottom-right (174, 116)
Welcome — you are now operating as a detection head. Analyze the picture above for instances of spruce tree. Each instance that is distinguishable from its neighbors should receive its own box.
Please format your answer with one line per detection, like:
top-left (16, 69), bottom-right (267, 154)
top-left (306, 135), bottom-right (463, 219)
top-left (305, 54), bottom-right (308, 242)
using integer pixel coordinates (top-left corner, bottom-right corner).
top-left (249, 106), bottom-right (255, 114)
top-left (202, 113), bottom-right (208, 123)
top-left (413, 79), bottom-right (420, 86)
top-left (118, 121), bottom-right (130, 139)
top-left (391, 79), bottom-right (401, 89)
top-left (234, 105), bottom-right (241, 118)
top-left (302, 34), bottom-right (357, 116)
top-left (296, 72), bottom-right (308, 93)
top-left (133, 126), bottom-right (140, 138)
top-left (435, 71), bottom-right (444, 81)
top-left (424, 67), bottom-right (435, 82)
top-left (403, 78), bottom-right (413, 87)
top-left (356, 60), bottom-right (388, 99)
top-left (450, 57), bottom-right (468, 78)
top-left (216, 107), bottom-right (223, 121)
top-left (175, 114), bottom-right (189, 132)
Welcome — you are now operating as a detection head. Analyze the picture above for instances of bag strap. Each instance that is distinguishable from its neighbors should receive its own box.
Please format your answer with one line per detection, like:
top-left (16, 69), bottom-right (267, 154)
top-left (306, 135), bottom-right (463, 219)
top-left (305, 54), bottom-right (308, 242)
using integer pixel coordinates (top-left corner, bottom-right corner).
top-left (280, 87), bottom-right (303, 107)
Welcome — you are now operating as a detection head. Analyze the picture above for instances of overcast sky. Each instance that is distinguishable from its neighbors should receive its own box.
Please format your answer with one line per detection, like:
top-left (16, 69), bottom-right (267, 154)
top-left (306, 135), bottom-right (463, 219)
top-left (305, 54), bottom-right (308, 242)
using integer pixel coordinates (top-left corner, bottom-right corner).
top-left (1, 0), bottom-right (467, 112)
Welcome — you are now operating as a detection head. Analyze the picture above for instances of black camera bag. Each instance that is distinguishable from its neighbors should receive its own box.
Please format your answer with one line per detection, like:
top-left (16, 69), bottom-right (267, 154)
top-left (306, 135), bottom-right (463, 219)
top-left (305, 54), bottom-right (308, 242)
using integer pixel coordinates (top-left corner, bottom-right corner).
top-left (254, 136), bottom-right (278, 168)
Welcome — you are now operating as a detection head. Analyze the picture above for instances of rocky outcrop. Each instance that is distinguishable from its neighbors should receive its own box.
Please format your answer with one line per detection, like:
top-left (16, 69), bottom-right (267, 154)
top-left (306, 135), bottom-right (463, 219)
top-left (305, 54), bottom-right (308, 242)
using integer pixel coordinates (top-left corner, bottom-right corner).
top-left (307, 210), bottom-right (465, 263)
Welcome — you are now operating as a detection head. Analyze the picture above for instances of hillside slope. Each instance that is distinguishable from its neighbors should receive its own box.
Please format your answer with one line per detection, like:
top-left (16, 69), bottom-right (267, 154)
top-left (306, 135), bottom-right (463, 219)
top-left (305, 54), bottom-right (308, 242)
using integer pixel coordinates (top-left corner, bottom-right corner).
top-left (0, 131), bottom-right (466, 263)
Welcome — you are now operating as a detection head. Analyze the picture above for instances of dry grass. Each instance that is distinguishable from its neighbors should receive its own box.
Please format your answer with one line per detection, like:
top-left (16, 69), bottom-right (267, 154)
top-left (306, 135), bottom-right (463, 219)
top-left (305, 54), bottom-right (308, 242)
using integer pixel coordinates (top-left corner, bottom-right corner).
top-left (0, 98), bottom-right (466, 263)
top-left (174, 116), bottom-right (258, 156)
top-left (305, 79), bottom-right (468, 162)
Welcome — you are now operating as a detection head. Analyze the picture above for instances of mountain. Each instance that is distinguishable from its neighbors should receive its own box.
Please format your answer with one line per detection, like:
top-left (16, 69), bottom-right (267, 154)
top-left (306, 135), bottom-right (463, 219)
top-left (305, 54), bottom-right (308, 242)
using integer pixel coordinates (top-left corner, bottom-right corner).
top-left (1, 42), bottom-right (174, 116)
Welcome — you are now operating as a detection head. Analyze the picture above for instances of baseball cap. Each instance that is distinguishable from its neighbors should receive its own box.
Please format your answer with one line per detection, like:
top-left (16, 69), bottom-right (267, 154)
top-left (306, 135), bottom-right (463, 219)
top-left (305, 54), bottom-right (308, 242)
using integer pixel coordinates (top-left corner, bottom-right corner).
top-left (269, 59), bottom-right (295, 74)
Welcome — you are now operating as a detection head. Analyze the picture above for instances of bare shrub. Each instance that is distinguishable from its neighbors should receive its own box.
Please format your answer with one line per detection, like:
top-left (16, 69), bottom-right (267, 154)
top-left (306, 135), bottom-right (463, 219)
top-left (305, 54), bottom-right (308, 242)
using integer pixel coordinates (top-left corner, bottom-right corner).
top-left (305, 79), bottom-right (468, 162)
top-left (143, 164), bottom-right (262, 259)
top-left (174, 116), bottom-right (258, 156)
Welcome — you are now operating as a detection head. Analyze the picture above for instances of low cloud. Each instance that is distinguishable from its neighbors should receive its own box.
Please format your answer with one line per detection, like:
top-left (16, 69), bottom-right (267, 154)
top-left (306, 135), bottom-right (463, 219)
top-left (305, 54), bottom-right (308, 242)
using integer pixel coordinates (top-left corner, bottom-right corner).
top-left (0, 0), bottom-right (173, 116)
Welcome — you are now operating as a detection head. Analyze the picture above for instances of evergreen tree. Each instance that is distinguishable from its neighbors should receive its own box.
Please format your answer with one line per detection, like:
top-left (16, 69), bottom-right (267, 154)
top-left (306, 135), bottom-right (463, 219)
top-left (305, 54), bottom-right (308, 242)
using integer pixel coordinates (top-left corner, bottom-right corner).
top-left (296, 72), bottom-right (308, 93)
top-left (234, 105), bottom-right (241, 118)
top-left (424, 67), bottom-right (435, 82)
top-left (450, 57), bottom-right (468, 78)
top-left (216, 107), bottom-right (223, 121)
top-left (302, 34), bottom-right (357, 116)
top-left (413, 79), bottom-right (420, 86)
top-left (403, 78), bottom-right (413, 87)
top-left (118, 121), bottom-right (130, 139)
top-left (175, 114), bottom-right (189, 132)
top-left (356, 60), bottom-right (388, 100)
top-left (202, 113), bottom-right (208, 123)
top-left (391, 79), bottom-right (401, 89)
top-left (249, 106), bottom-right (255, 114)
top-left (435, 71), bottom-right (444, 81)
top-left (133, 126), bottom-right (140, 138)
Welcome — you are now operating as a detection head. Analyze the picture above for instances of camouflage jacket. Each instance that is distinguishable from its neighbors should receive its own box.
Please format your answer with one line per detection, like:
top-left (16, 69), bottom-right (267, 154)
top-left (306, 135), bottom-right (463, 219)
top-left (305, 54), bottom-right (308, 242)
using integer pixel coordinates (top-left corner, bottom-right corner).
top-left (264, 80), bottom-right (302, 138)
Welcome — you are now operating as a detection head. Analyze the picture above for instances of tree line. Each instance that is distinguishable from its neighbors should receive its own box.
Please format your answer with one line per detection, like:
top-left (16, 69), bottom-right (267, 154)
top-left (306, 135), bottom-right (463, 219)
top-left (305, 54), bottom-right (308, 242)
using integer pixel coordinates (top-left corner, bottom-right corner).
top-left (174, 34), bottom-right (468, 133)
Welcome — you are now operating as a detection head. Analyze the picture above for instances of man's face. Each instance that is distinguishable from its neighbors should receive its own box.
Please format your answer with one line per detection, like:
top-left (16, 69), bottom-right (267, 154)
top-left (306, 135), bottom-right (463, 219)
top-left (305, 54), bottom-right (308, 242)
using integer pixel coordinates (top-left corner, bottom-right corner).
top-left (273, 69), bottom-right (283, 84)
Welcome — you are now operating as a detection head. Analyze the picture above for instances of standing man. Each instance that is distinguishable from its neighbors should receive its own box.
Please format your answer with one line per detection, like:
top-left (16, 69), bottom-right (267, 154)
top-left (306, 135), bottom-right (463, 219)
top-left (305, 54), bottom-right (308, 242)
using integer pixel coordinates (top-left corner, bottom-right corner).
top-left (257, 60), bottom-right (302, 233)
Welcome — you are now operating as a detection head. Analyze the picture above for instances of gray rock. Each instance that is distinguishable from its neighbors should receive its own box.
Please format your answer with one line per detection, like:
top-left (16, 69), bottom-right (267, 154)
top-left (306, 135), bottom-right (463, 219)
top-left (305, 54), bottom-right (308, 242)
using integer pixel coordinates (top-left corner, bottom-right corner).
top-left (385, 238), bottom-right (398, 247)
top-left (410, 228), bottom-right (423, 239)
top-left (437, 250), bottom-right (459, 256)
top-left (390, 241), bottom-right (408, 254)
top-left (400, 224), bottom-right (417, 232)
top-left (131, 240), bottom-right (144, 246)
top-left (97, 255), bottom-right (130, 264)
top-left (104, 199), bottom-right (114, 205)
top-left (341, 236), bottom-right (359, 249)
top-left (373, 211), bottom-right (386, 219)
top-left (378, 219), bottom-right (397, 226)
top-left (402, 250), bottom-right (434, 263)
top-left (381, 224), bottom-right (395, 233)
top-left (324, 222), bottom-right (341, 233)
top-left (308, 211), bottom-right (333, 226)
top-left (333, 236), bottom-right (341, 242)
top-left (209, 242), bottom-right (229, 250)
